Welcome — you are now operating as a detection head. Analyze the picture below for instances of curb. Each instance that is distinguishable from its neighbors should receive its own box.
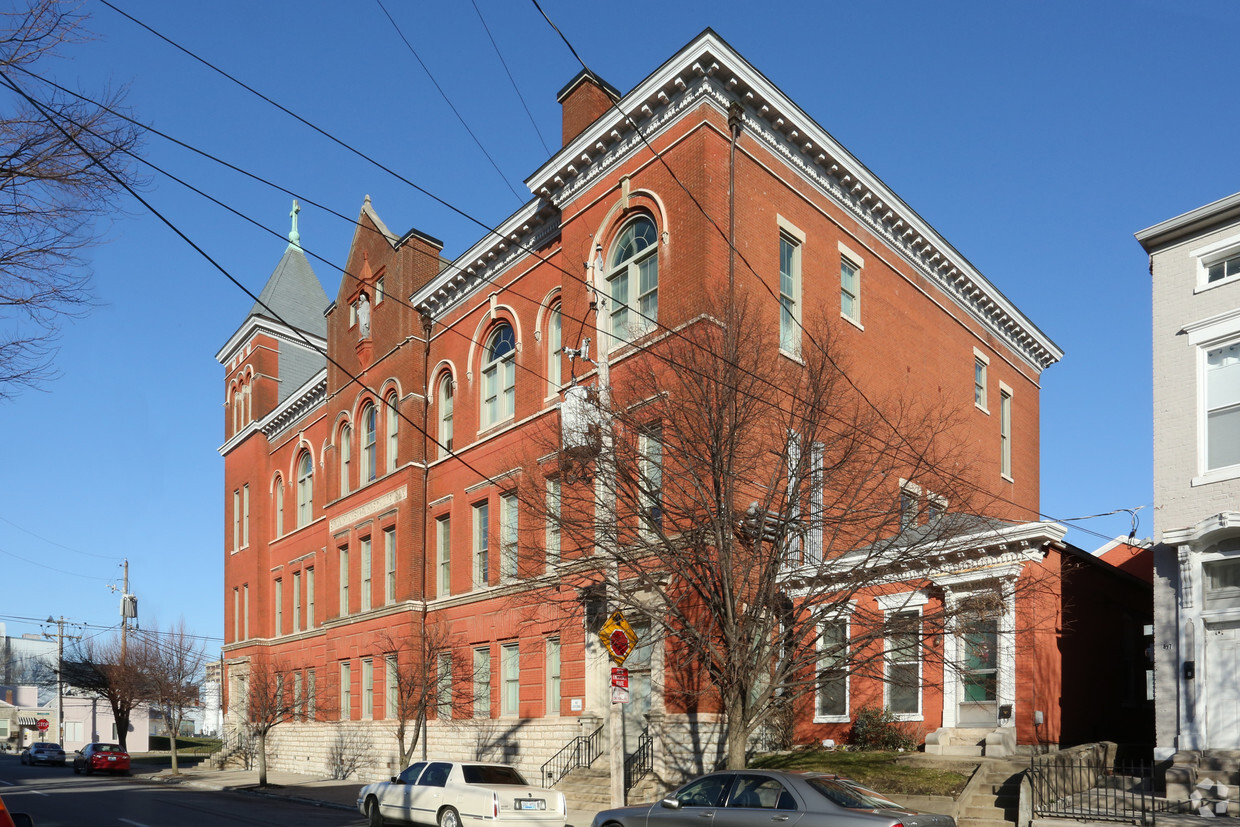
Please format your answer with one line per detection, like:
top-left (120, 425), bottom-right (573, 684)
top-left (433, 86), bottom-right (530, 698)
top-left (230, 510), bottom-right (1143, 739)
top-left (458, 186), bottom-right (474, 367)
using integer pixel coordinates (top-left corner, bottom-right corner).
top-left (138, 773), bottom-right (358, 813)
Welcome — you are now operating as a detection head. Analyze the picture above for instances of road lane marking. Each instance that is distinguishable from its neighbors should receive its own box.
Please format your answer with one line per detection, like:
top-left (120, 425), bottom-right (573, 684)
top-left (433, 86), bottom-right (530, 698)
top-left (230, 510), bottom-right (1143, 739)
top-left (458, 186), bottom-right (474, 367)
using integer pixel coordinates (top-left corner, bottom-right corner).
top-left (119, 819), bottom-right (152, 827)
top-left (0, 780), bottom-right (12, 786)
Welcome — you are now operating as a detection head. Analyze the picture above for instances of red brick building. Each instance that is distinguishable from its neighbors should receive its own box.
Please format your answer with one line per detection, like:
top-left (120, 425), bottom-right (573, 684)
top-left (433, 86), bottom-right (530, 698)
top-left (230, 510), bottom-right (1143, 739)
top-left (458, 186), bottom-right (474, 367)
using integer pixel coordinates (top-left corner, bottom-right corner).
top-left (217, 30), bottom-right (1145, 792)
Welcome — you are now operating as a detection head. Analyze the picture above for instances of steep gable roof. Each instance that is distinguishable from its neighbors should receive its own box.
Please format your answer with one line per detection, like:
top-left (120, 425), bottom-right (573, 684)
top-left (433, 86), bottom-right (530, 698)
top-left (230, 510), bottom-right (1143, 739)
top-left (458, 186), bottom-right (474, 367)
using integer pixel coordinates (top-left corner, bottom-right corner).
top-left (246, 243), bottom-right (329, 336)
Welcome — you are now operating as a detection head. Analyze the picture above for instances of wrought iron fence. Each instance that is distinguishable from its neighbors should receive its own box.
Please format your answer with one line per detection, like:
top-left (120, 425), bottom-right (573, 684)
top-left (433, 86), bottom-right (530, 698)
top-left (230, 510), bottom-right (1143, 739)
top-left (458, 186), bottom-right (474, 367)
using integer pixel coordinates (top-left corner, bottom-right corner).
top-left (624, 727), bottom-right (652, 793)
top-left (1028, 755), bottom-right (1189, 825)
top-left (541, 724), bottom-right (604, 787)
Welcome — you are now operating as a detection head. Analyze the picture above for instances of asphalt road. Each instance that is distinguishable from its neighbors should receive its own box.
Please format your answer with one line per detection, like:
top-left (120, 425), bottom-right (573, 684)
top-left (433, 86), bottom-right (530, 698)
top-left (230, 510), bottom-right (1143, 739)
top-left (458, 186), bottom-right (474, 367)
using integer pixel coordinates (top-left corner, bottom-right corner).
top-left (0, 759), bottom-right (367, 826)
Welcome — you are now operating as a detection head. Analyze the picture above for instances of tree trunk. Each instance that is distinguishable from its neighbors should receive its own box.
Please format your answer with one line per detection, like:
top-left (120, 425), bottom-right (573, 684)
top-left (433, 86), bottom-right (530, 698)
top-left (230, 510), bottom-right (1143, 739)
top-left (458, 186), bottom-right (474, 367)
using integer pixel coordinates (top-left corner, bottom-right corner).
top-left (724, 696), bottom-right (750, 770)
top-left (115, 711), bottom-right (130, 753)
top-left (170, 728), bottom-right (179, 774)
top-left (256, 731), bottom-right (268, 787)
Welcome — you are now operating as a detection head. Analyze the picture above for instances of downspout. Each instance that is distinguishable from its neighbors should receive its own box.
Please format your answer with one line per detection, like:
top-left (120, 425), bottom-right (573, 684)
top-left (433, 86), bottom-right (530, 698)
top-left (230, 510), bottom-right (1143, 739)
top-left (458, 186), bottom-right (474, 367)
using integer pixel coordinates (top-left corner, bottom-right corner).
top-left (420, 308), bottom-right (433, 762)
top-left (728, 101), bottom-right (742, 301)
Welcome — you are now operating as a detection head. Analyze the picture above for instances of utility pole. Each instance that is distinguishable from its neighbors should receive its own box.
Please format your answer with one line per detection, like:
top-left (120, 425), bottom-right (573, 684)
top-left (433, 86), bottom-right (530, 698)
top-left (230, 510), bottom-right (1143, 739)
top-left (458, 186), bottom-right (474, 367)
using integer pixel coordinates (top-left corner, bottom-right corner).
top-left (43, 616), bottom-right (81, 746)
top-left (111, 559), bottom-right (137, 664)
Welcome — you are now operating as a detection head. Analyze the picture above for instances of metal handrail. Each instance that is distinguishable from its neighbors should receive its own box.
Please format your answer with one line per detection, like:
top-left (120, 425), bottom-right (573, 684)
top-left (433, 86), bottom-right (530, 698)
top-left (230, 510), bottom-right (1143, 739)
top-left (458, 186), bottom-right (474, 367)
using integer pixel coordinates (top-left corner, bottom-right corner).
top-left (624, 726), bottom-right (652, 793)
top-left (541, 725), bottom-right (604, 787)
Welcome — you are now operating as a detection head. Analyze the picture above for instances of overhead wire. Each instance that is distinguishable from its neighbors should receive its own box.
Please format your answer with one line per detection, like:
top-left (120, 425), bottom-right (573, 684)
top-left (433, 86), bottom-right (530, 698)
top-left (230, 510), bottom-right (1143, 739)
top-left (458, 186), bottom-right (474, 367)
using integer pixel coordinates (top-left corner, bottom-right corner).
top-left (373, 0), bottom-right (524, 203)
top-left (89, 4), bottom-right (1133, 547)
top-left (468, 0), bottom-right (554, 155)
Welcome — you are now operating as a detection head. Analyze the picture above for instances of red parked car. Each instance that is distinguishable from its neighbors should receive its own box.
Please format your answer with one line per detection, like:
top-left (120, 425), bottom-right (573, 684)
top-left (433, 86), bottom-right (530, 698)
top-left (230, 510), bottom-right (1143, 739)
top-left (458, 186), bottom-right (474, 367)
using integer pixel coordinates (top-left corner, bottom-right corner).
top-left (72, 743), bottom-right (130, 775)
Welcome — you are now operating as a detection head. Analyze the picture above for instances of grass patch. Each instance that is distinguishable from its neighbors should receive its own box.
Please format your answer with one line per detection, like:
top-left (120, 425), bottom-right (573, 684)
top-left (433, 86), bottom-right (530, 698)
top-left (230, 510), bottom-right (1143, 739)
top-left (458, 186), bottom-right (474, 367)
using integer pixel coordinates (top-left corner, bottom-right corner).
top-left (749, 750), bottom-right (972, 798)
top-left (147, 736), bottom-right (222, 754)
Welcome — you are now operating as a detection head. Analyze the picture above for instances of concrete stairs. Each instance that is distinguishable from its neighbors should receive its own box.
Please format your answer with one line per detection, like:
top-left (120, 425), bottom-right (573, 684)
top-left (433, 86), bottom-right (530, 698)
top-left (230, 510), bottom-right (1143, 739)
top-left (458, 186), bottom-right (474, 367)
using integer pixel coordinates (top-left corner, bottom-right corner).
top-left (955, 759), bottom-right (1026, 827)
top-left (556, 765), bottom-right (662, 811)
top-left (926, 728), bottom-right (996, 757)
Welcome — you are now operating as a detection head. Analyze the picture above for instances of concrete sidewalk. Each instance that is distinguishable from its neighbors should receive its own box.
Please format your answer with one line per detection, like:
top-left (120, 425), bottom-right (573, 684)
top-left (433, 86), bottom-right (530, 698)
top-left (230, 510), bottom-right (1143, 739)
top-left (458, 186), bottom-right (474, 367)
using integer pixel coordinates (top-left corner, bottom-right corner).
top-left (133, 765), bottom-right (601, 826)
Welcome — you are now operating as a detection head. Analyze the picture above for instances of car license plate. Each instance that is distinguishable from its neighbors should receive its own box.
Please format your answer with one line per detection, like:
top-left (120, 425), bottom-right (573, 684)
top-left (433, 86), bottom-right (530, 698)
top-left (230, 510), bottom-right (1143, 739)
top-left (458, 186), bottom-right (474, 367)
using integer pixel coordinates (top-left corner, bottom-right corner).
top-left (108, 756), bottom-right (116, 761)
top-left (517, 800), bottom-right (545, 810)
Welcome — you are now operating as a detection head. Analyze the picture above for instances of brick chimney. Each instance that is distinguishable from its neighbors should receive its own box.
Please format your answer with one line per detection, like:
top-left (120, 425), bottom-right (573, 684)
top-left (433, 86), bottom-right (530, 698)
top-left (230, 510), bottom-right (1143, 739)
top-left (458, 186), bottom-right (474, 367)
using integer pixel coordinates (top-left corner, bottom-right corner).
top-left (557, 69), bottom-right (621, 147)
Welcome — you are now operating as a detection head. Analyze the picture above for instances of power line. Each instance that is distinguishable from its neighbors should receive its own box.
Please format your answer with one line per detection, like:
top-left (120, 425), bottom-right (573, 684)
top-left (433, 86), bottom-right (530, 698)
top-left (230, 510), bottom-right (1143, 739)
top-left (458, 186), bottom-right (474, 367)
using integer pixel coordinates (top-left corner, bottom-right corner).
top-left (373, 0), bottom-right (523, 203)
top-left (0, 515), bottom-right (121, 561)
top-left (468, 0), bottom-right (553, 155)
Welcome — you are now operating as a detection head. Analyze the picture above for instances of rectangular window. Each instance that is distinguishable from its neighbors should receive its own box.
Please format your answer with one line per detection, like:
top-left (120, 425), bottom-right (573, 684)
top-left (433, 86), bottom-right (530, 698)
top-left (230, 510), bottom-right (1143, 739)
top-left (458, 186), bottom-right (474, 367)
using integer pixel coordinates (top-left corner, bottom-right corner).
top-left (473, 647), bottom-right (491, 718)
top-left (473, 502), bottom-right (489, 588)
top-left (779, 233), bottom-right (800, 354)
top-left (232, 588), bottom-right (239, 642)
top-left (1204, 558), bottom-right (1240, 610)
top-left (243, 585), bottom-right (250, 640)
top-left (437, 515), bottom-right (452, 597)
top-left (274, 578), bottom-right (283, 637)
top-left (339, 545), bottom-right (349, 617)
top-left (307, 668), bottom-right (317, 720)
top-left (501, 642), bottom-right (520, 716)
top-left (639, 427), bottom-right (663, 537)
top-left (1207, 342), bottom-right (1240, 470)
top-left (841, 256), bottom-right (860, 323)
top-left (500, 493), bottom-right (518, 581)
top-left (385, 655), bottom-right (398, 719)
top-left (816, 620), bottom-right (849, 720)
top-left (974, 358), bottom-right (988, 411)
top-left (349, 301), bottom-right (356, 327)
top-left (384, 527), bottom-right (396, 605)
top-left (276, 484), bottom-right (284, 536)
top-left (437, 652), bottom-right (453, 720)
top-left (362, 658), bottom-right (374, 720)
top-left (242, 484), bottom-right (250, 547)
top-left (340, 661), bottom-right (352, 721)
top-left (546, 478), bottom-right (561, 563)
top-left (999, 387), bottom-right (1013, 479)
top-left (546, 637), bottom-right (561, 716)
top-left (1208, 252), bottom-right (1240, 284)
top-left (360, 536), bottom-right (372, 612)
top-left (886, 611), bottom-right (921, 716)
top-left (233, 489), bottom-right (240, 551)
top-left (376, 276), bottom-right (385, 304)
top-left (293, 571), bottom-right (302, 633)
top-left (307, 567), bottom-right (316, 628)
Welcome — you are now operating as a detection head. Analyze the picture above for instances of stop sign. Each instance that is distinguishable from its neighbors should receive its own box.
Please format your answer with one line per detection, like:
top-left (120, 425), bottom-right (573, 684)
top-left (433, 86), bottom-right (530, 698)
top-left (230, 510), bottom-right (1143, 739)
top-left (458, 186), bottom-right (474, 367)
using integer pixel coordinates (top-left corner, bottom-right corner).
top-left (36, 719), bottom-right (49, 732)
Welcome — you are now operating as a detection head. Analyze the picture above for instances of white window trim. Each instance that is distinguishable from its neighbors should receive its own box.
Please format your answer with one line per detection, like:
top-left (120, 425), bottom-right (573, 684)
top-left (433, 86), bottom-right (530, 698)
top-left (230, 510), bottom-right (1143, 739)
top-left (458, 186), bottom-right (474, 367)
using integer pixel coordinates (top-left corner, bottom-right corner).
top-left (473, 647), bottom-right (491, 718)
top-left (839, 240), bottom-right (865, 331)
top-left (1192, 231), bottom-right (1240, 293)
top-left (473, 502), bottom-right (490, 589)
top-left (777, 215), bottom-right (805, 358)
top-left (546, 478), bottom-right (561, 564)
top-left (340, 661), bottom-right (352, 721)
top-left (362, 658), bottom-right (374, 720)
top-left (606, 217), bottom-right (660, 351)
top-left (360, 536), bottom-right (372, 613)
top-left (500, 642), bottom-right (520, 717)
top-left (437, 515), bottom-right (452, 597)
top-left (546, 637), bottom-right (561, 717)
top-left (973, 347), bottom-right (990, 414)
top-left (884, 606), bottom-right (924, 722)
top-left (386, 655), bottom-right (398, 719)
top-left (814, 615), bottom-right (850, 724)
top-left (999, 382), bottom-right (1013, 482)
top-left (500, 493), bottom-right (518, 582)
top-left (384, 526), bottom-right (396, 605)
top-left (481, 327), bottom-right (516, 429)
top-left (1188, 315), bottom-right (1240, 483)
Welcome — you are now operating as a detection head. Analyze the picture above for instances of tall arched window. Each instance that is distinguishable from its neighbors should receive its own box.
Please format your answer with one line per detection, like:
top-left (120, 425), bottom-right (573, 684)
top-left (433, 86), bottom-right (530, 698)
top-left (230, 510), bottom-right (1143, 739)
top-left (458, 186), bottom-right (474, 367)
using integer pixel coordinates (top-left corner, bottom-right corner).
top-left (386, 392), bottom-right (399, 473)
top-left (297, 451), bottom-right (314, 528)
top-left (232, 389), bottom-right (241, 434)
top-left (438, 374), bottom-right (454, 458)
top-left (607, 216), bottom-right (659, 344)
top-left (243, 381), bottom-right (252, 424)
top-left (548, 303), bottom-right (562, 392)
top-left (362, 402), bottom-right (377, 481)
top-left (274, 476), bottom-right (285, 536)
top-left (482, 324), bottom-right (516, 427)
top-left (339, 424), bottom-right (352, 497)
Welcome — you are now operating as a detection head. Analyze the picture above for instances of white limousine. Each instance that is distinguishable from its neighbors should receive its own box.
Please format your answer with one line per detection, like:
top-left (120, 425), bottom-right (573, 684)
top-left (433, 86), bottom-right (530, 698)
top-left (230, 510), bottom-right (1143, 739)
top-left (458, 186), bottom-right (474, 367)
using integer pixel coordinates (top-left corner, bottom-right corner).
top-left (357, 760), bottom-right (568, 827)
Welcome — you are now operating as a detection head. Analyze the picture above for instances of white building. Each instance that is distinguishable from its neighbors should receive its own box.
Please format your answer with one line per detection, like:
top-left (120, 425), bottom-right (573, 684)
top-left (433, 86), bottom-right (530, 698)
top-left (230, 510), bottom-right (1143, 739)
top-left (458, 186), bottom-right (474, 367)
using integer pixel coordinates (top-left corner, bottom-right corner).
top-left (1137, 191), bottom-right (1240, 760)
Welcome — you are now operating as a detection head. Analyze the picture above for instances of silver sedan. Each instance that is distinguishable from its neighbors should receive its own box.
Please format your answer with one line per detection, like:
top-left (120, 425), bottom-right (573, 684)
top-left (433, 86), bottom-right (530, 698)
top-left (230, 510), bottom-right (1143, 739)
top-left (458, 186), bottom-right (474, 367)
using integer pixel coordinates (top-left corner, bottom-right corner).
top-left (591, 769), bottom-right (956, 827)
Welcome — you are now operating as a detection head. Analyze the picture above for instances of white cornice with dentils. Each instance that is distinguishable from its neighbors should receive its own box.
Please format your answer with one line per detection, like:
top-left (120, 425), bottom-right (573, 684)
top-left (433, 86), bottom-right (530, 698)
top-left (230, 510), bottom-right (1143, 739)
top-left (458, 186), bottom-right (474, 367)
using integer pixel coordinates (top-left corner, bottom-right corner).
top-left (525, 30), bottom-right (1062, 372)
top-left (411, 198), bottom-right (559, 319)
top-left (217, 369), bottom-right (327, 455)
top-left (214, 315), bottom-right (327, 366)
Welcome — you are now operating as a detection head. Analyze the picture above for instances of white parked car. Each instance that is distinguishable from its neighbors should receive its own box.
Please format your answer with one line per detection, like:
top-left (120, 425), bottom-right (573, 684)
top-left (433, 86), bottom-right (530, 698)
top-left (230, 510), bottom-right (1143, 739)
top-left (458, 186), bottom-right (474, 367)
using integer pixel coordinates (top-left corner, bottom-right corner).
top-left (357, 760), bottom-right (568, 827)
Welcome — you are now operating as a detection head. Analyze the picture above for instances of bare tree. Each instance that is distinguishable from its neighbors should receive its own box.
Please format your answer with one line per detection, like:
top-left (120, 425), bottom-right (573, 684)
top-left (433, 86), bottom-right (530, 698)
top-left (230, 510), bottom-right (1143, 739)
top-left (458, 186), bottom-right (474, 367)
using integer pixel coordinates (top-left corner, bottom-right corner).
top-left (140, 621), bottom-right (206, 774)
top-left (516, 296), bottom-right (1043, 768)
top-left (233, 654), bottom-right (333, 787)
top-left (61, 631), bottom-right (153, 753)
top-left (0, 0), bottom-right (142, 398)
top-left (376, 620), bottom-right (463, 769)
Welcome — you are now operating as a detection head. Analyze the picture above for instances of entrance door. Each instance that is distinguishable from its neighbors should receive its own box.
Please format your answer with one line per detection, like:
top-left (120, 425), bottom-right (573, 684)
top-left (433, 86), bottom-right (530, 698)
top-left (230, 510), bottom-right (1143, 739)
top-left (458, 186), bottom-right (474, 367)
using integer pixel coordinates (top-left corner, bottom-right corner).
top-left (1206, 628), bottom-right (1240, 748)
top-left (958, 617), bottom-right (998, 727)
top-left (622, 626), bottom-right (652, 753)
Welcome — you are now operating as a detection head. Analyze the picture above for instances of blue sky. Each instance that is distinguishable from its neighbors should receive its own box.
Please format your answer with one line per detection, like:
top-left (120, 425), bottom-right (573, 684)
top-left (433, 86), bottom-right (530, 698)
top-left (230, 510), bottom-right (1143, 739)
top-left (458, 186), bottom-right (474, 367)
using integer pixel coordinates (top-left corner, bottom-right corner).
top-left (1, 0), bottom-right (1236, 647)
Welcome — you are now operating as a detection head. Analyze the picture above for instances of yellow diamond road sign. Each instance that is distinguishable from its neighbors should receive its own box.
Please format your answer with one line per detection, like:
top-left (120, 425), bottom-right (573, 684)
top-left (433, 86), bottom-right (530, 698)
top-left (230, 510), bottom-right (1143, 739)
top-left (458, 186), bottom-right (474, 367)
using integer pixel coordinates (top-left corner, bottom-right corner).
top-left (599, 611), bottom-right (639, 665)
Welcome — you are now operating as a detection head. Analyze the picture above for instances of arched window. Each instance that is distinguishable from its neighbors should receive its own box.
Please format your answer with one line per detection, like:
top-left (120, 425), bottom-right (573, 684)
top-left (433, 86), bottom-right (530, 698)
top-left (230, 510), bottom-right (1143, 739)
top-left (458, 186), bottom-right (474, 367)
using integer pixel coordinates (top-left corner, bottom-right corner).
top-left (232, 389), bottom-right (241, 434)
top-left (548, 303), bottom-right (562, 392)
top-left (362, 402), bottom-right (377, 482)
top-left (243, 381), bottom-right (252, 424)
top-left (297, 451), bottom-right (314, 528)
top-left (274, 476), bottom-right (285, 536)
top-left (339, 424), bottom-right (352, 497)
top-left (482, 324), bottom-right (516, 427)
top-left (386, 392), bottom-right (399, 473)
top-left (607, 216), bottom-right (659, 344)
top-left (438, 374), bottom-right (454, 458)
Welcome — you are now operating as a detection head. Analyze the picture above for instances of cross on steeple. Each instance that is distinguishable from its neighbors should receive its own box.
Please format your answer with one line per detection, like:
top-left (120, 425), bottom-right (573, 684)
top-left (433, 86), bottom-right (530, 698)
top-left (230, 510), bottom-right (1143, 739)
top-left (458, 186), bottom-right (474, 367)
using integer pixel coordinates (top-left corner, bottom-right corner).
top-left (288, 200), bottom-right (301, 248)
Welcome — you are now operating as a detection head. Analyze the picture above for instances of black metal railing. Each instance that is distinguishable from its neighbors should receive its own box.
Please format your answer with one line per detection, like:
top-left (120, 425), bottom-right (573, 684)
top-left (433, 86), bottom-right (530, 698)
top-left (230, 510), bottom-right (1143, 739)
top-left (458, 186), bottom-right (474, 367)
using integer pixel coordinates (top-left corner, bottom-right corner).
top-left (624, 727), bottom-right (652, 793)
top-left (541, 725), bottom-right (604, 787)
top-left (1028, 755), bottom-right (1171, 825)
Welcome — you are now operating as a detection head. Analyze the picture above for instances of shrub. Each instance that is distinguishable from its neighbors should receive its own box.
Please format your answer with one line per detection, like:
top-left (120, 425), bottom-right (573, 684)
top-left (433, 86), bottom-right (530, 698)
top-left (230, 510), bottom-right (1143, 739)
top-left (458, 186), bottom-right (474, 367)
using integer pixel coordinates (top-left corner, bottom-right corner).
top-left (849, 706), bottom-right (918, 752)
